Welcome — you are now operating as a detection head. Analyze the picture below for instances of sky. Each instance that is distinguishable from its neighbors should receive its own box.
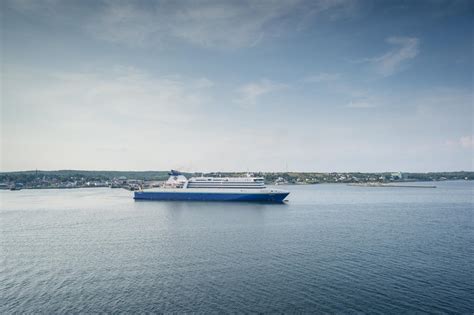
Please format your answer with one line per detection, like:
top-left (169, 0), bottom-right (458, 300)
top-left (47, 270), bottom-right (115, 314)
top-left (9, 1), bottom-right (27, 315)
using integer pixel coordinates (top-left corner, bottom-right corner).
top-left (1, 0), bottom-right (473, 172)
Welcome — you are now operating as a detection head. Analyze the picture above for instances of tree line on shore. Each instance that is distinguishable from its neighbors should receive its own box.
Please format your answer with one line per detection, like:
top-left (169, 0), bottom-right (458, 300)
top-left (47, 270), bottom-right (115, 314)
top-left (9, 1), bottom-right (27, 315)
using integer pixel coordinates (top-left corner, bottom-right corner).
top-left (1, 170), bottom-right (472, 188)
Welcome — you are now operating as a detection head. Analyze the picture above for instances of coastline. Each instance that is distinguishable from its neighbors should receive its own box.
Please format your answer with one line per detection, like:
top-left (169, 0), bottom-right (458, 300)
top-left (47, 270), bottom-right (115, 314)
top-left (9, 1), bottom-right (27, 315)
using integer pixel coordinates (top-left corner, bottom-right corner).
top-left (1, 179), bottom-right (470, 191)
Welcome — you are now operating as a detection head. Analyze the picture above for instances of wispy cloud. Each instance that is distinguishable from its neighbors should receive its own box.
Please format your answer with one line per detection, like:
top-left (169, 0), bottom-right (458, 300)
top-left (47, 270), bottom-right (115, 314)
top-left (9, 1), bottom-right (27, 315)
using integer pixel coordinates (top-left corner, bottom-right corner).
top-left (345, 100), bottom-right (375, 108)
top-left (304, 73), bottom-right (340, 83)
top-left (194, 77), bottom-right (215, 89)
top-left (459, 136), bottom-right (474, 149)
top-left (235, 79), bottom-right (288, 105)
top-left (445, 136), bottom-right (474, 149)
top-left (353, 36), bottom-right (420, 76)
top-left (6, 0), bottom-right (357, 49)
top-left (2, 66), bottom-right (213, 126)
top-left (2, 65), bottom-right (219, 170)
top-left (370, 36), bottom-right (420, 76)
top-left (88, 1), bottom-right (351, 49)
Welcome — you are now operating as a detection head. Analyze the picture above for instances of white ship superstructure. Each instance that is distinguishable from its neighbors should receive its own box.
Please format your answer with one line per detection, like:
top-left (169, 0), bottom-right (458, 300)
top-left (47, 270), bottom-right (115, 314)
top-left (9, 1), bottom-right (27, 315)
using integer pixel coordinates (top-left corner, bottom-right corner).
top-left (186, 176), bottom-right (265, 189)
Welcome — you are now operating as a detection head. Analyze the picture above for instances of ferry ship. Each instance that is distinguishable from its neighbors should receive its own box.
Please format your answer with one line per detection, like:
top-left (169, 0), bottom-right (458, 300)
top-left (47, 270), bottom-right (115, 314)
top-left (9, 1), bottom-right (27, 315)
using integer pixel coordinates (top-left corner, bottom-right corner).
top-left (134, 170), bottom-right (289, 202)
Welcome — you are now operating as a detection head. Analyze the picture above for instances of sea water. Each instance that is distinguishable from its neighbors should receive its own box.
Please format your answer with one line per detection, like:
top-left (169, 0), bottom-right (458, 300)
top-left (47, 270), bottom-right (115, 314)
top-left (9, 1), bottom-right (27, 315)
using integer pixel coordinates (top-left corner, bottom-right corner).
top-left (1, 181), bottom-right (472, 313)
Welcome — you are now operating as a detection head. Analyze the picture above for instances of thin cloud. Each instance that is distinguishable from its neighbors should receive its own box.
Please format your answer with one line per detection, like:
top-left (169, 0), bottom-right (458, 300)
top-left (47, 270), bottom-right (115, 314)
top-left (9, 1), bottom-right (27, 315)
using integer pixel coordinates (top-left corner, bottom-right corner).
top-left (87, 1), bottom-right (303, 49)
top-left (6, 0), bottom-right (357, 49)
top-left (459, 135), bottom-right (474, 149)
top-left (346, 100), bottom-right (375, 108)
top-left (2, 66), bottom-right (213, 126)
top-left (304, 73), bottom-right (340, 83)
top-left (93, 1), bottom-right (358, 49)
top-left (1, 66), bottom-right (219, 170)
top-left (235, 79), bottom-right (288, 105)
top-left (194, 77), bottom-right (215, 89)
top-left (371, 36), bottom-right (420, 76)
top-left (445, 136), bottom-right (474, 149)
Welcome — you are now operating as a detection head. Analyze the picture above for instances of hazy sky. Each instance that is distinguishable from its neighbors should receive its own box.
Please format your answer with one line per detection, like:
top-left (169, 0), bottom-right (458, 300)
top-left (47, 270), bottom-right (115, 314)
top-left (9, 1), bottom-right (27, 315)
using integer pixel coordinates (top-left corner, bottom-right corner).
top-left (1, 0), bottom-right (473, 172)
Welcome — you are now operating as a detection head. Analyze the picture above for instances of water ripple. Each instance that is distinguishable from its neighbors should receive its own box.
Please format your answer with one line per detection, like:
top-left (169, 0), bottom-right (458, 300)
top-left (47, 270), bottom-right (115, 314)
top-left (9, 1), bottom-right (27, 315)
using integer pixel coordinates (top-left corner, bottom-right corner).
top-left (1, 183), bottom-right (473, 313)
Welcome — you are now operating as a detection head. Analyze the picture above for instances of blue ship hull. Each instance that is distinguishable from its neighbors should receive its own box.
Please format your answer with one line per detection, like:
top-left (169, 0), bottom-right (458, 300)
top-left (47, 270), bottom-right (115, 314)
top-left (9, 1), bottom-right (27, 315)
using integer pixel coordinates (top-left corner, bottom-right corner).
top-left (134, 191), bottom-right (289, 203)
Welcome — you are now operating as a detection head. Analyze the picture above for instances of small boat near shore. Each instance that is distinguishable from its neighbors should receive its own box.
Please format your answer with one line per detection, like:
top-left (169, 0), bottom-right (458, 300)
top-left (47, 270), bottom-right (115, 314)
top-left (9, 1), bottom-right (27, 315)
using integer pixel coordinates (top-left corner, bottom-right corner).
top-left (134, 170), bottom-right (290, 203)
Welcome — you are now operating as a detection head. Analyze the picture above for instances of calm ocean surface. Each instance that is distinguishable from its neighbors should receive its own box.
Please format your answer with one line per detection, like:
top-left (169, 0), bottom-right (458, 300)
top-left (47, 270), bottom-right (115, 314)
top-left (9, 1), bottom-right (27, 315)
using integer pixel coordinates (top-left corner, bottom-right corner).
top-left (1, 181), bottom-right (473, 313)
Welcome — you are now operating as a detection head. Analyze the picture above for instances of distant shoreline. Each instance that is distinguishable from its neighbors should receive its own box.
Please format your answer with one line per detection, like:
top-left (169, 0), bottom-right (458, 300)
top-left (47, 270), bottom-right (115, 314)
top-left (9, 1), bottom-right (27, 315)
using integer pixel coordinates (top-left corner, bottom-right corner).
top-left (0, 179), bottom-right (470, 191)
top-left (347, 183), bottom-right (438, 188)
top-left (1, 170), bottom-right (472, 191)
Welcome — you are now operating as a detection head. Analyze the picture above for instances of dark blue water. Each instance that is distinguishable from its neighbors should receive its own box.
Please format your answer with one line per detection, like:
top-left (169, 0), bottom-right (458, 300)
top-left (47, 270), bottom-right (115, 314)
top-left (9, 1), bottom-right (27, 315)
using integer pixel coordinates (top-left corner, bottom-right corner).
top-left (1, 181), bottom-right (473, 313)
